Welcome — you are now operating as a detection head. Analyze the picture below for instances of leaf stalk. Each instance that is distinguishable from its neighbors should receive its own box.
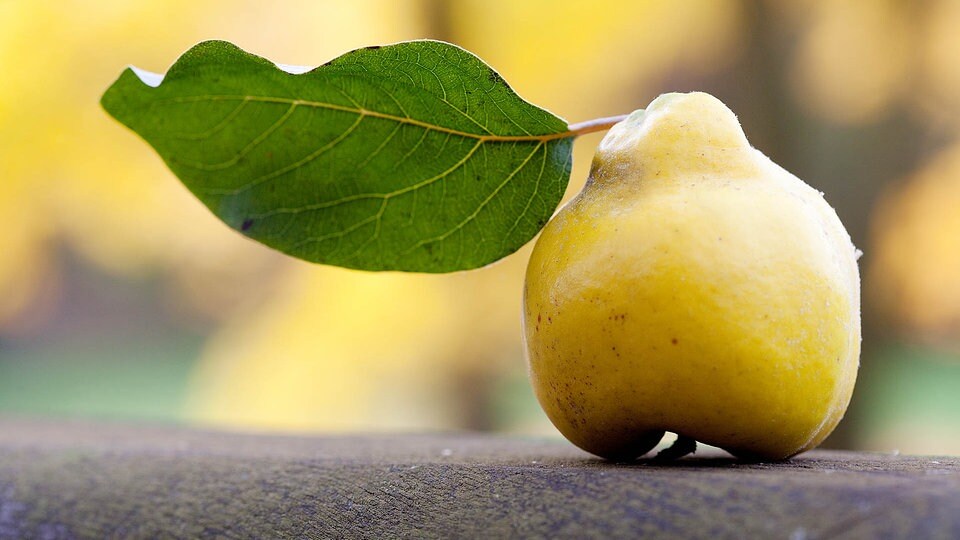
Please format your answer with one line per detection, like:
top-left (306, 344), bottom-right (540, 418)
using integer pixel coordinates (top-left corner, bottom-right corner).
top-left (566, 114), bottom-right (630, 137)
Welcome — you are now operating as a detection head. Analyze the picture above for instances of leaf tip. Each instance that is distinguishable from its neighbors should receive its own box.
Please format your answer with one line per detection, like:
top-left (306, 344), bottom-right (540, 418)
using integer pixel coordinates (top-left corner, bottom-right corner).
top-left (100, 65), bottom-right (155, 124)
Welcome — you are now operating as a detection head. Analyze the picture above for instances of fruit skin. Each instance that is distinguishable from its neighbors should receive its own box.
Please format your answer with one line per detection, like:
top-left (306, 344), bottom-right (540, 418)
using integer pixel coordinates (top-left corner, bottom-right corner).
top-left (523, 92), bottom-right (861, 461)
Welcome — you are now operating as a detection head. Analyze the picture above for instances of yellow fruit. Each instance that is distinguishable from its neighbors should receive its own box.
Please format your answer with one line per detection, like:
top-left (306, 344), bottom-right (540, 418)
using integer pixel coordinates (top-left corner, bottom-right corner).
top-left (523, 92), bottom-right (861, 461)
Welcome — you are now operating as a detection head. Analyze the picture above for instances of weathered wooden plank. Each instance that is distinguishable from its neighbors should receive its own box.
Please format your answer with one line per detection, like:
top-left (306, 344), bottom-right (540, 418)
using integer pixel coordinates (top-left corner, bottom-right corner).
top-left (0, 418), bottom-right (957, 539)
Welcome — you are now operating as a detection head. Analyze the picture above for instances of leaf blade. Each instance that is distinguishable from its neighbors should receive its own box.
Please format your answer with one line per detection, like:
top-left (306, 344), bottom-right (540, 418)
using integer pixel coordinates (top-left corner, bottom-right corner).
top-left (101, 40), bottom-right (573, 272)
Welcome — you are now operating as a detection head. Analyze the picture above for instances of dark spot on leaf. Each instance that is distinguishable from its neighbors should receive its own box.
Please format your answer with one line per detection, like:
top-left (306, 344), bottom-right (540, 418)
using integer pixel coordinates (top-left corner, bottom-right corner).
top-left (365, 45), bottom-right (382, 50)
top-left (241, 218), bottom-right (254, 231)
top-left (671, 338), bottom-right (678, 345)
top-left (488, 70), bottom-right (504, 85)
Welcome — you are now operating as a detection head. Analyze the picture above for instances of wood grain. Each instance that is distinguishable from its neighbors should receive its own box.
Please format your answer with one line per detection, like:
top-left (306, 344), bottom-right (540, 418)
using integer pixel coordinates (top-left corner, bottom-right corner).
top-left (0, 418), bottom-right (957, 539)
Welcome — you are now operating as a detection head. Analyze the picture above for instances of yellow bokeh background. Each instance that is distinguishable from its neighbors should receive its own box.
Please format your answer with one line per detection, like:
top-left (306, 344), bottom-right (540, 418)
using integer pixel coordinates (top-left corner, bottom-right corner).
top-left (2, 0), bottom-right (959, 454)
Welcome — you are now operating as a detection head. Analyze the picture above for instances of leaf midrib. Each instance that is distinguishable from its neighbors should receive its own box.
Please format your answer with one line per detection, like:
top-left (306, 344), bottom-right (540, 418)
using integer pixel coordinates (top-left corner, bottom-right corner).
top-left (159, 94), bottom-right (575, 143)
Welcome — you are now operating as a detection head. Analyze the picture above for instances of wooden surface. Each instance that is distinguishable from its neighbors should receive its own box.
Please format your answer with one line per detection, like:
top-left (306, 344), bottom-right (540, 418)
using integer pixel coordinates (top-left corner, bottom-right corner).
top-left (0, 419), bottom-right (957, 539)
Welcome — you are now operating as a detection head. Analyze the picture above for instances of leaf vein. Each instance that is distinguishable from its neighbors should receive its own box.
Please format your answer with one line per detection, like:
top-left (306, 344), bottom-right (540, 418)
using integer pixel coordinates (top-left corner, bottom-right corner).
top-left (176, 102), bottom-right (297, 171)
top-left (247, 139), bottom-right (484, 219)
top-left (355, 122), bottom-right (403, 170)
top-left (403, 141), bottom-right (544, 256)
top-left (501, 142), bottom-right (547, 249)
top-left (161, 95), bottom-right (566, 142)
top-left (202, 113), bottom-right (365, 195)
top-left (172, 99), bottom-right (248, 140)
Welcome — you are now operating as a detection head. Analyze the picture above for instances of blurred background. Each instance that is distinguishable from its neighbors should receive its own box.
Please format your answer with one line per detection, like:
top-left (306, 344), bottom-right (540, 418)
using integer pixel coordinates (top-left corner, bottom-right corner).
top-left (1, 0), bottom-right (959, 455)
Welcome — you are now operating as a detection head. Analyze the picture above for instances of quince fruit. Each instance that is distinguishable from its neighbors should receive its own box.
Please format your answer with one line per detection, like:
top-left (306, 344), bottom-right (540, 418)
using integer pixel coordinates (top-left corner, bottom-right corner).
top-left (523, 92), bottom-right (861, 461)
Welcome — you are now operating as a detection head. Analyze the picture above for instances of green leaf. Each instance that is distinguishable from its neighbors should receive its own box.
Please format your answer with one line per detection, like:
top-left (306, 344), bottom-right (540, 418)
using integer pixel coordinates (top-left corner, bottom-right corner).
top-left (101, 40), bottom-right (574, 272)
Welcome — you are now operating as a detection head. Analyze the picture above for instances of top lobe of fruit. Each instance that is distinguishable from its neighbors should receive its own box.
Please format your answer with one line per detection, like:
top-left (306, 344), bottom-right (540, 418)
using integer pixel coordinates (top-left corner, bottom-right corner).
top-left (590, 92), bottom-right (757, 184)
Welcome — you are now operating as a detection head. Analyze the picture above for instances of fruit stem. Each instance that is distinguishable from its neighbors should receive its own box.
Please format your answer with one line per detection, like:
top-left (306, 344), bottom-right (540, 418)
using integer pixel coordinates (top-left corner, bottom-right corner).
top-left (567, 114), bottom-right (631, 137)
